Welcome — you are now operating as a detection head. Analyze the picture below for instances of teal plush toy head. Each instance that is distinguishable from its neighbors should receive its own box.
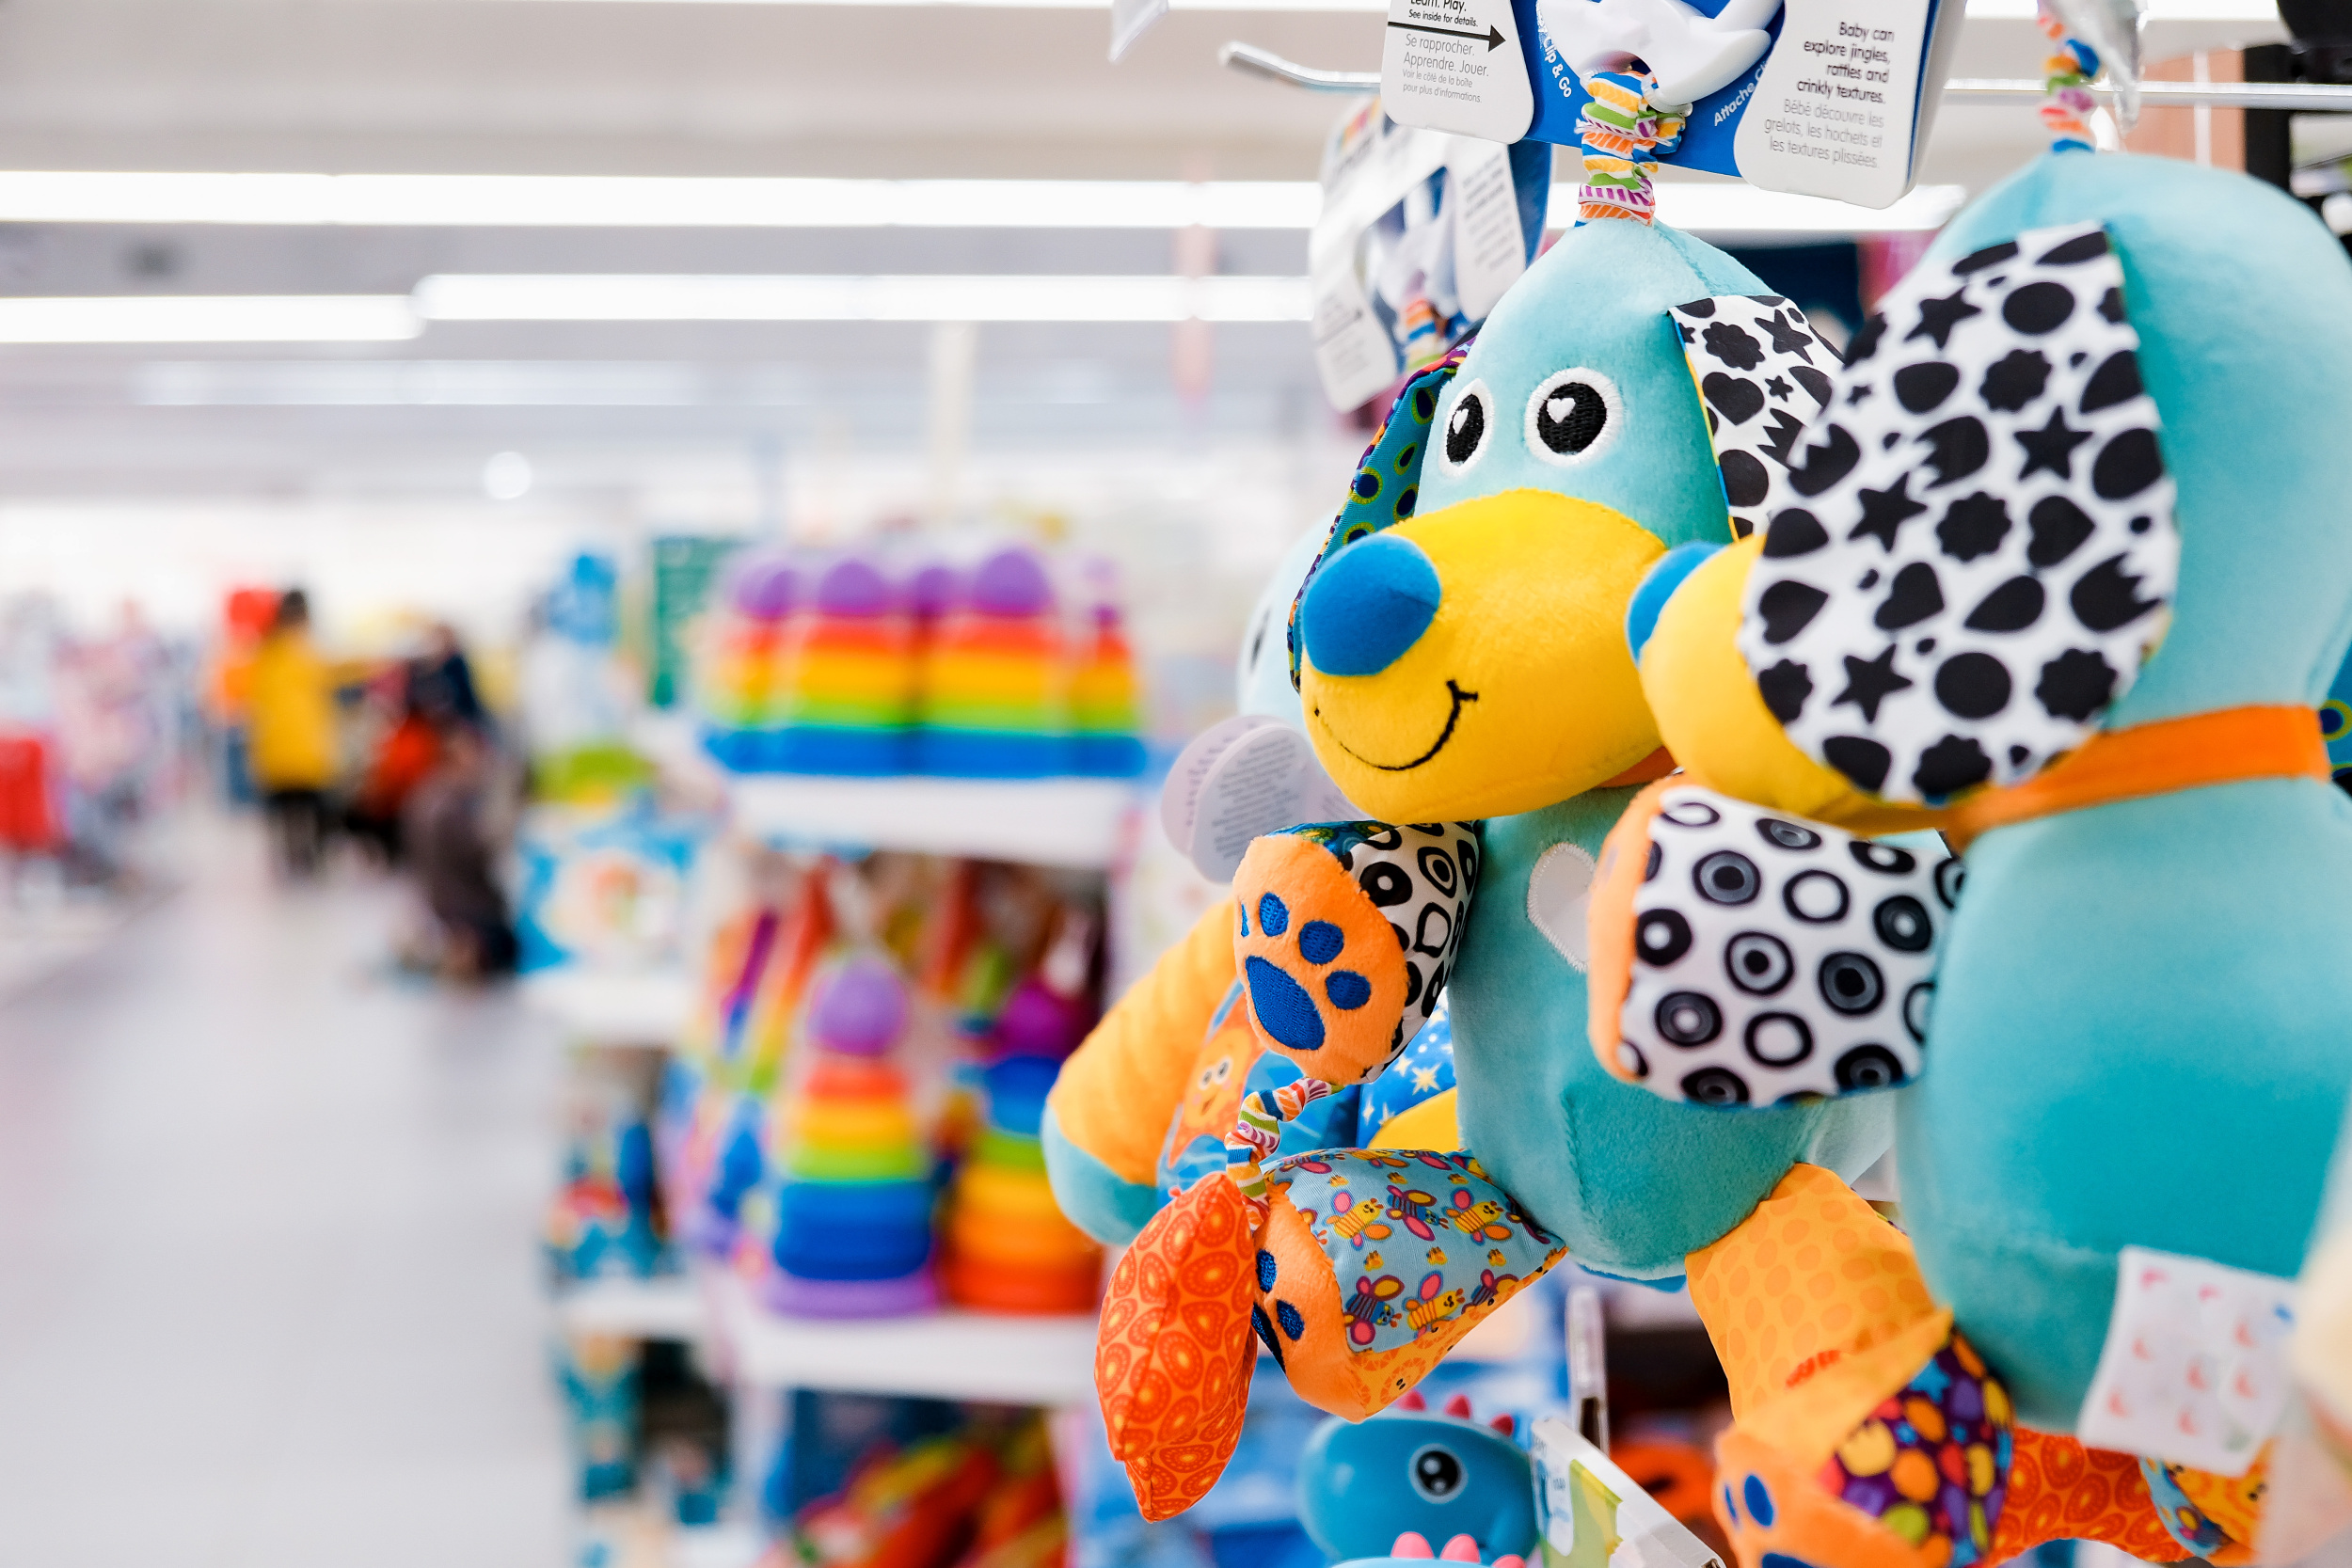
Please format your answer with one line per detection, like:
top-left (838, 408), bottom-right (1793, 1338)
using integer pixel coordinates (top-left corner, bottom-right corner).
top-left (1292, 220), bottom-right (1809, 824)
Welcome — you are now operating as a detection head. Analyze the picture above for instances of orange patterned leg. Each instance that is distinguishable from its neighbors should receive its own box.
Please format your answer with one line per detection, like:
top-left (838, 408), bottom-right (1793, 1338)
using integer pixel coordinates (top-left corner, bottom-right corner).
top-left (1095, 1174), bottom-right (1259, 1519)
top-left (1689, 1166), bottom-right (2013, 1568)
top-left (1984, 1432), bottom-right (2185, 1565)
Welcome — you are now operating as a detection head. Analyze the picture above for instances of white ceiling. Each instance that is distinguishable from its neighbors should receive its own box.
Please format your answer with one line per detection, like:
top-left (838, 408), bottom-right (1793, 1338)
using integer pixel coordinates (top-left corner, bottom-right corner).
top-left (0, 0), bottom-right (2293, 510)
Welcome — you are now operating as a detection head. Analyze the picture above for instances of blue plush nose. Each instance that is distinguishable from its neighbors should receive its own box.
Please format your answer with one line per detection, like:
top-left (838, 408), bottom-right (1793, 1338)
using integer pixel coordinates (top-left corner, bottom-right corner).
top-left (1299, 533), bottom-right (1441, 678)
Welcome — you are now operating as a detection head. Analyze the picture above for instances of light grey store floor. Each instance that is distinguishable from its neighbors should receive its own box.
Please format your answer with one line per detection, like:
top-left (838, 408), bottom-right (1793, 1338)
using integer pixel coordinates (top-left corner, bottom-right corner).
top-left (0, 816), bottom-right (567, 1566)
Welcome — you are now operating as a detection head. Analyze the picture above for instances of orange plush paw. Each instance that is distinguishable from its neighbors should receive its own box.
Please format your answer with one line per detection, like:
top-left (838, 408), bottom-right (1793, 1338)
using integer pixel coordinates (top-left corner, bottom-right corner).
top-left (1232, 822), bottom-right (1478, 1087)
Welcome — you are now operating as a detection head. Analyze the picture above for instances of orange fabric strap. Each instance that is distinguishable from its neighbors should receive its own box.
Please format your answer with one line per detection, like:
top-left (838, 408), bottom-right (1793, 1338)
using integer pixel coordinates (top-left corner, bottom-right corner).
top-left (1947, 704), bottom-right (2330, 851)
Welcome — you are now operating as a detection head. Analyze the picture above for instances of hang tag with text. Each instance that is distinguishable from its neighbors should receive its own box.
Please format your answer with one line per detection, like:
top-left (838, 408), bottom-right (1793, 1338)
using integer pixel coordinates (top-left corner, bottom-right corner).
top-left (1383, 0), bottom-right (1536, 144)
top-left (1730, 0), bottom-right (1934, 207)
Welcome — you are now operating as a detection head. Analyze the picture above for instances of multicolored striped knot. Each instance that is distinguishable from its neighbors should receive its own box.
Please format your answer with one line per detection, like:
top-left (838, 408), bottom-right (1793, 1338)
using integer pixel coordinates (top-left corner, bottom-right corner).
top-left (1577, 70), bottom-right (1688, 226)
top-left (1222, 1079), bottom-right (1336, 1227)
top-left (2036, 0), bottom-right (2101, 153)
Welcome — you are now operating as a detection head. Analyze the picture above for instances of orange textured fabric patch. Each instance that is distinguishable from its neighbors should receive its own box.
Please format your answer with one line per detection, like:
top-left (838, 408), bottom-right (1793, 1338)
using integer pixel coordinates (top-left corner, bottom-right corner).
top-left (1984, 1432), bottom-right (2181, 1564)
top-left (1686, 1164), bottom-right (1937, 1419)
top-left (1095, 1175), bottom-right (1259, 1520)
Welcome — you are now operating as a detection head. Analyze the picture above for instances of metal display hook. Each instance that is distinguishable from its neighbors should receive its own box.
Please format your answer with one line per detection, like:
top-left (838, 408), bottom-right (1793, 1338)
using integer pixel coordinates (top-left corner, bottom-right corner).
top-left (1218, 39), bottom-right (2352, 110)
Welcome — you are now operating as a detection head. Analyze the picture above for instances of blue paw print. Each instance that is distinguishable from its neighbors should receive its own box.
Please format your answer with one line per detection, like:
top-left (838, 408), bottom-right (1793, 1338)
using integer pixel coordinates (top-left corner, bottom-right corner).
top-left (1245, 892), bottom-right (1373, 1053)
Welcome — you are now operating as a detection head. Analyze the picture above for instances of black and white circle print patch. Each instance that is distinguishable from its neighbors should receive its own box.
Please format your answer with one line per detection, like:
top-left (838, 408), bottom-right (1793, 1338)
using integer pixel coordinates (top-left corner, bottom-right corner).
top-left (1612, 785), bottom-right (1952, 1106)
top-left (1670, 293), bottom-right (1839, 542)
top-left (1732, 222), bottom-right (2180, 806)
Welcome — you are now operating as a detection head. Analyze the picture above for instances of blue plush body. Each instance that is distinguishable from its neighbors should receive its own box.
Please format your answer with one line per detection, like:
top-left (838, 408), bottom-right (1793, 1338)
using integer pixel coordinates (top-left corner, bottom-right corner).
top-left (1455, 792), bottom-right (1891, 1278)
top-left (1422, 218), bottom-right (1893, 1276)
top-left (1897, 151), bottom-right (2352, 1425)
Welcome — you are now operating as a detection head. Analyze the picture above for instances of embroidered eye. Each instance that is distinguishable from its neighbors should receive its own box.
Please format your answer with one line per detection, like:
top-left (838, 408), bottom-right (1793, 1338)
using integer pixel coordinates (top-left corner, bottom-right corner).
top-left (1525, 369), bottom-right (1622, 466)
top-left (1438, 380), bottom-right (1493, 474)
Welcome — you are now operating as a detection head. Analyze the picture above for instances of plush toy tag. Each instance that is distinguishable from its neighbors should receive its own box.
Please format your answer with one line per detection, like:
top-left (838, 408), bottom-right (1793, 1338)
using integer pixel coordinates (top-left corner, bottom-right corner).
top-left (1380, 0), bottom-right (1536, 144)
top-left (1669, 293), bottom-right (1838, 542)
top-left (1737, 221), bottom-right (2181, 806)
top-left (1518, 0), bottom-right (1958, 207)
top-left (1163, 716), bottom-right (1363, 883)
top-left (1728, 0), bottom-right (1937, 208)
top-left (2076, 1244), bottom-right (2297, 1477)
top-left (1310, 108), bottom-right (1541, 414)
top-left (1531, 1417), bottom-right (1725, 1568)
top-left (1594, 784), bottom-right (1956, 1105)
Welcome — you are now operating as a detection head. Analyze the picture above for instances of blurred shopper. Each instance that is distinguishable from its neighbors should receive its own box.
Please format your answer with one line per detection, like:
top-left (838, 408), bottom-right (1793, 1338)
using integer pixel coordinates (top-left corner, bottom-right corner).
top-left (345, 682), bottom-right (438, 866)
top-left (402, 721), bottom-right (517, 978)
top-left (408, 622), bottom-right (485, 729)
top-left (246, 590), bottom-right (354, 879)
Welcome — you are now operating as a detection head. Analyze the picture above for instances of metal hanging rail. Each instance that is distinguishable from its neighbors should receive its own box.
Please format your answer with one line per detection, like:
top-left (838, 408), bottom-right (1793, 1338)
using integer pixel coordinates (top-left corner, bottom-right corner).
top-left (1218, 42), bottom-right (1379, 91)
top-left (1218, 41), bottom-right (2352, 111)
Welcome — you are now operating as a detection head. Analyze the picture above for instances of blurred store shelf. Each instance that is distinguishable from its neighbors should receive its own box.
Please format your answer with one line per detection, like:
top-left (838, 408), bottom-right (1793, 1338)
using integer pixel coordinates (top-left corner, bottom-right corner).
top-left (728, 774), bottom-right (1138, 871)
top-left (705, 1271), bottom-right (1098, 1405)
top-left (521, 966), bottom-right (697, 1046)
top-left (556, 1274), bottom-right (711, 1342)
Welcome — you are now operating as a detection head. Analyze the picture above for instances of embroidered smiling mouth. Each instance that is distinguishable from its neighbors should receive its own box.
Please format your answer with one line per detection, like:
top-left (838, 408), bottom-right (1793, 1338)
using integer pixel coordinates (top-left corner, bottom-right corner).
top-left (1320, 679), bottom-right (1480, 772)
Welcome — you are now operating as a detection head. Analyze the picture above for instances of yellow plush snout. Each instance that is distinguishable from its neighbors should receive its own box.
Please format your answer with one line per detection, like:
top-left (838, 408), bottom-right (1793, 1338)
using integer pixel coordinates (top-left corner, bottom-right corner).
top-left (1298, 489), bottom-right (1669, 822)
top-left (1639, 534), bottom-right (1949, 835)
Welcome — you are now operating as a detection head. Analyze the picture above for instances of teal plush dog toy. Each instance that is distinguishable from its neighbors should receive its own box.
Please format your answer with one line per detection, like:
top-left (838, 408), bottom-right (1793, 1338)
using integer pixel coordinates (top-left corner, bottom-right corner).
top-left (1056, 188), bottom-right (1907, 1516)
top-left (1594, 149), bottom-right (2352, 1568)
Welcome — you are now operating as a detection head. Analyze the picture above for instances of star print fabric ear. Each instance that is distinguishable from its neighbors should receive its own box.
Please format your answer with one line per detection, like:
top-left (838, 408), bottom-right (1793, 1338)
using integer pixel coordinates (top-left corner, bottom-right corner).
top-left (1734, 222), bottom-right (2179, 807)
top-left (1671, 294), bottom-right (1842, 540)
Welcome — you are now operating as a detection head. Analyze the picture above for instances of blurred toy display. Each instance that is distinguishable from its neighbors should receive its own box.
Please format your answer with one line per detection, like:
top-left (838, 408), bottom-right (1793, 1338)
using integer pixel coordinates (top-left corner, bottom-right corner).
top-left (697, 542), bottom-right (1142, 780)
top-left (516, 800), bottom-right (707, 974)
top-left (940, 924), bottom-right (1104, 1313)
top-left (548, 1050), bottom-right (671, 1284)
top-left (524, 551), bottom-right (655, 803)
top-left (767, 954), bottom-right (939, 1317)
top-left (0, 593), bottom-right (191, 888)
top-left (560, 1334), bottom-right (647, 1505)
top-left (667, 856), bottom-right (834, 1262)
top-left (762, 1397), bottom-right (1067, 1568)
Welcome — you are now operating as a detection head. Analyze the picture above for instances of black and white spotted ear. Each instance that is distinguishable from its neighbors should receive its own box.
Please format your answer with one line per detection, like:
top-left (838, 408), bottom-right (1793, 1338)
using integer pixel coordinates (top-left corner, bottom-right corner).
top-left (1733, 223), bottom-right (2180, 806)
top-left (1669, 295), bottom-right (1839, 541)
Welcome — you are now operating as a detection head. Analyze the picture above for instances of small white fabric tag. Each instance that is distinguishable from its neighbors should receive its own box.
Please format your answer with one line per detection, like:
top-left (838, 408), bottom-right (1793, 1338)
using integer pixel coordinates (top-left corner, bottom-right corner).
top-left (1160, 716), bottom-right (1362, 883)
top-left (2076, 1243), bottom-right (2297, 1476)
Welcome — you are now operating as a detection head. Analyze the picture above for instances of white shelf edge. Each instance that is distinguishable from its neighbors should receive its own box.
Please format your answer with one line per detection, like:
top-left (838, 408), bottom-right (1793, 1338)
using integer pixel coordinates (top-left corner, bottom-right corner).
top-left (725, 773), bottom-right (1141, 871)
top-left (521, 966), bottom-right (696, 1046)
top-left (705, 1270), bottom-right (1098, 1406)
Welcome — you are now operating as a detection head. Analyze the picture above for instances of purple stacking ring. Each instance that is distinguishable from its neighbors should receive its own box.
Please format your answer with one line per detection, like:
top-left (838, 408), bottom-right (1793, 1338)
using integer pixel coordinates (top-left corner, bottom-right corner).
top-left (764, 1267), bottom-right (938, 1319)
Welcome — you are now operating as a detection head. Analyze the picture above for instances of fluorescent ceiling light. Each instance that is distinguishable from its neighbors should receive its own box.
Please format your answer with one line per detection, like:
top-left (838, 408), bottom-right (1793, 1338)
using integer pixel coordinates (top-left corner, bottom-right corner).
top-left (412, 273), bottom-right (1311, 323)
top-left (0, 295), bottom-right (419, 343)
top-left (0, 172), bottom-right (1319, 230)
top-left (0, 173), bottom-right (1960, 235)
top-left (0, 184), bottom-right (1963, 341)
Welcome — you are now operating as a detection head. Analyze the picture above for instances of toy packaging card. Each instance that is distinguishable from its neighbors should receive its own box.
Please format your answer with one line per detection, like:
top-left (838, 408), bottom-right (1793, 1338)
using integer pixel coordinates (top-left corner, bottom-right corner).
top-left (1377, 0), bottom-right (1963, 210)
top-left (1310, 98), bottom-right (1552, 411)
top-left (1530, 1418), bottom-right (1724, 1568)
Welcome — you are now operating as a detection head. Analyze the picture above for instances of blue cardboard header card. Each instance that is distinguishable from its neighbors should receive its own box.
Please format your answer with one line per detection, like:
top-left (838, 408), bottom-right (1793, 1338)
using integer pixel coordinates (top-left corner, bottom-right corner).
top-left (1515, 0), bottom-right (1949, 208)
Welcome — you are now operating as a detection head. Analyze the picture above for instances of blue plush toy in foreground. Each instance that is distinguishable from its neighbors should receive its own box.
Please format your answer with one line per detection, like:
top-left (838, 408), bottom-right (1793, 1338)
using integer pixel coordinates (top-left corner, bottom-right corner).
top-left (1296, 1390), bottom-right (1536, 1565)
top-left (1602, 149), bottom-right (2352, 1568)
